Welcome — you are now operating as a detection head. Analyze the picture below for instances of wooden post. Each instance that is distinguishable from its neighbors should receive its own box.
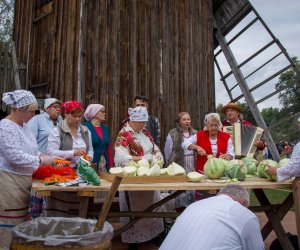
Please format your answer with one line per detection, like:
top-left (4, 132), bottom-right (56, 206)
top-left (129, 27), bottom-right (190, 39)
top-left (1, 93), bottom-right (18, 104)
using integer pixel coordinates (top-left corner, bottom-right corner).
top-left (292, 178), bottom-right (300, 248)
top-left (213, 18), bottom-right (281, 162)
top-left (11, 42), bottom-right (21, 89)
top-left (95, 175), bottom-right (123, 231)
top-left (78, 0), bottom-right (87, 105)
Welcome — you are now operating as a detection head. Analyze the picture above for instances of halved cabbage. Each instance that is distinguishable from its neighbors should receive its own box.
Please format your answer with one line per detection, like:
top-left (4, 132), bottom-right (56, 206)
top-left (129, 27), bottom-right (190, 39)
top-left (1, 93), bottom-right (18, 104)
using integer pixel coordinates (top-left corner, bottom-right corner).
top-left (137, 166), bottom-right (150, 176)
top-left (148, 164), bottom-right (161, 176)
top-left (123, 166), bottom-right (137, 176)
top-left (109, 167), bottom-right (124, 175)
top-left (187, 172), bottom-right (205, 182)
top-left (128, 160), bottom-right (139, 168)
top-left (137, 159), bottom-right (150, 168)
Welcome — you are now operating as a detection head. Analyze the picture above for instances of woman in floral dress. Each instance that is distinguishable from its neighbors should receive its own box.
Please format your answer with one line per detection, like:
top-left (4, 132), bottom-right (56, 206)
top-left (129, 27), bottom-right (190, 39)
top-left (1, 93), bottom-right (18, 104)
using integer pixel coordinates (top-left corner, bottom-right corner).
top-left (114, 106), bottom-right (164, 249)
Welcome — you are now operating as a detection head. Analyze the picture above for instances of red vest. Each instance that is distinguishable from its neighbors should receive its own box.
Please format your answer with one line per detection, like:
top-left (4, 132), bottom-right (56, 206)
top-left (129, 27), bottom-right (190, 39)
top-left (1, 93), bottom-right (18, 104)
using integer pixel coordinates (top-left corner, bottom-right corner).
top-left (196, 130), bottom-right (230, 172)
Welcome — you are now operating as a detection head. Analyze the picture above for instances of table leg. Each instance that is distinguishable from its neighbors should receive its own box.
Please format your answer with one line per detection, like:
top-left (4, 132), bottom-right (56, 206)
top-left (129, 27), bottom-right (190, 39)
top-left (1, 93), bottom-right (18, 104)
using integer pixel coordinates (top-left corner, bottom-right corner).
top-left (115, 190), bottom-right (185, 236)
top-left (253, 189), bottom-right (294, 250)
top-left (292, 178), bottom-right (300, 248)
top-left (260, 193), bottom-right (294, 239)
top-left (79, 197), bottom-right (89, 218)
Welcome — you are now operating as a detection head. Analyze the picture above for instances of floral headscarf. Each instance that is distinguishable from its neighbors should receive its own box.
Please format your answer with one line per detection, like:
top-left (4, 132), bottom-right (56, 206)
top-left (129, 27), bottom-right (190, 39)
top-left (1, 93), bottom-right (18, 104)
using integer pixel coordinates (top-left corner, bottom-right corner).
top-left (61, 100), bottom-right (83, 113)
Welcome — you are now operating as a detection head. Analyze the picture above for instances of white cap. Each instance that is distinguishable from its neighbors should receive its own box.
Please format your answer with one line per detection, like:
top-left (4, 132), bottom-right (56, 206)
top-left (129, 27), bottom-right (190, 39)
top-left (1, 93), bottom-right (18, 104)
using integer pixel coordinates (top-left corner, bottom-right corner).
top-left (44, 98), bottom-right (60, 109)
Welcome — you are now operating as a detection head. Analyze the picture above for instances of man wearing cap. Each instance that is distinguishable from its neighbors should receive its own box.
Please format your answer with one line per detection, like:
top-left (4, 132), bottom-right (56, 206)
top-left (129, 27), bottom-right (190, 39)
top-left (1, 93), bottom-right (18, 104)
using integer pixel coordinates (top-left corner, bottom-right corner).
top-left (222, 102), bottom-right (265, 150)
top-left (27, 98), bottom-right (62, 152)
top-left (267, 117), bottom-right (300, 181)
top-left (222, 102), bottom-right (253, 126)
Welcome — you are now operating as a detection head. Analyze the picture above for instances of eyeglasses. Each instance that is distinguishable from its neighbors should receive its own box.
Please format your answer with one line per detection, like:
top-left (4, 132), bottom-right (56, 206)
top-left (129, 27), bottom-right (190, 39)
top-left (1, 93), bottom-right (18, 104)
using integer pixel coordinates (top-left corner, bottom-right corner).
top-left (49, 104), bottom-right (61, 109)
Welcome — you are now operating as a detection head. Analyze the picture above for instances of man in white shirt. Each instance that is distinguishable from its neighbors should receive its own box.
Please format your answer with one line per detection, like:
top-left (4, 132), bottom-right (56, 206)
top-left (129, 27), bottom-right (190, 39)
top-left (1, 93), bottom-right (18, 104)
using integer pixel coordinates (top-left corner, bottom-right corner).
top-left (160, 185), bottom-right (264, 250)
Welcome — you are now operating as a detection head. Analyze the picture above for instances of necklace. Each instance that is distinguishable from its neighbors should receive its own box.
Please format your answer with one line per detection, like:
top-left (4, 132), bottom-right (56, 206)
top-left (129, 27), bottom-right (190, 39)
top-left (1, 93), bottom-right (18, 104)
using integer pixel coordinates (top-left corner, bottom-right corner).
top-left (183, 132), bottom-right (190, 138)
top-left (210, 138), bottom-right (217, 145)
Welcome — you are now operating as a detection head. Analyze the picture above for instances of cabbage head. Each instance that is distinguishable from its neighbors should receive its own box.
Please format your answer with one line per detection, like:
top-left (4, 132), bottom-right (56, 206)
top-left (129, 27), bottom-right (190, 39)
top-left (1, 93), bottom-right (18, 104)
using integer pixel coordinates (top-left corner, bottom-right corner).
top-left (225, 160), bottom-right (247, 181)
top-left (279, 158), bottom-right (289, 168)
top-left (204, 155), bottom-right (226, 179)
top-left (242, 157), bottom-right (258, 175)
top-left (257, 160), bottom-right (278, 178)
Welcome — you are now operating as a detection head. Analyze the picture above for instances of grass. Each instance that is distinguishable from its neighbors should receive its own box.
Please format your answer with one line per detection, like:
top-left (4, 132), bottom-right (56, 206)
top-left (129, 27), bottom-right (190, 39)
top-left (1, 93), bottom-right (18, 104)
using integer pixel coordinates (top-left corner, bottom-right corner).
top-left (250, 188), bottom-right (294, 210)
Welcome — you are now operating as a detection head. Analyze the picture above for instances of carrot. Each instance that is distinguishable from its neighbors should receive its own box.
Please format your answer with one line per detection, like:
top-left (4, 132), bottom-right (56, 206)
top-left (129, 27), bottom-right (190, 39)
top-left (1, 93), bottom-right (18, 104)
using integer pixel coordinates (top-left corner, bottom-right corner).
top-left (53, 159), bottom-right (71, 165)
top-left (81, 151), bottom-right (91, 161)
top-left (41, 174), bottom-right (77, 183)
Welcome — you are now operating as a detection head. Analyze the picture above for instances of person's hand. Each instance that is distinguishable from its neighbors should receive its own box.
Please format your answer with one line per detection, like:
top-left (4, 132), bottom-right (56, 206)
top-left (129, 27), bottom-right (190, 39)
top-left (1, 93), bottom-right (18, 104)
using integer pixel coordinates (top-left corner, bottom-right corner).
top-left (40, 155), bottom-right (53, 165)
top-left (73, 149), bottom-right (83, 157)
top-left (196, 146), bottom-right (206, 156)
top-left (266, 166), bottom-right (277, 175)
top-left (255, 140), bottom-right (264, 149)
top-left (219, 153), bottom-right (232, 160)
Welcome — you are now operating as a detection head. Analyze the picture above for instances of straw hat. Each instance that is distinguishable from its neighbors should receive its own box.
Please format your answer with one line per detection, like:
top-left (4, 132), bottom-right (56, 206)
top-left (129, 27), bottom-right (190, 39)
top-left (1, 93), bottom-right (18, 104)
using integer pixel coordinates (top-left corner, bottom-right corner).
top-left (222, 102), bottom-right (243, 114)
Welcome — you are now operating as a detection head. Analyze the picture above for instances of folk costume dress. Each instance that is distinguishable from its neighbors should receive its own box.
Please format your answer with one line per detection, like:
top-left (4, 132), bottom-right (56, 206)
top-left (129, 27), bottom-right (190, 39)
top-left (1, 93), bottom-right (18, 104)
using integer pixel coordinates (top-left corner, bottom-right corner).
top-left (0, 120), bottom-right (40, 248)
top-left (164, 126), bottom-right (197, 208)
top-left (114, 122), bottom-right (164, 243)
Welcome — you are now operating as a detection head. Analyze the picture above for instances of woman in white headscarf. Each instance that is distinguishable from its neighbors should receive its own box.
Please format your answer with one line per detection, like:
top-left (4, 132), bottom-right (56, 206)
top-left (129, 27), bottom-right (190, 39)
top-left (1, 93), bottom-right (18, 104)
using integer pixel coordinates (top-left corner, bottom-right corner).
top-left (0, 90), bottom-right (53, 248)
top-left (82, 104), bottom-right (113, 172)
top-left (114, 107), bottom-right (164, 249)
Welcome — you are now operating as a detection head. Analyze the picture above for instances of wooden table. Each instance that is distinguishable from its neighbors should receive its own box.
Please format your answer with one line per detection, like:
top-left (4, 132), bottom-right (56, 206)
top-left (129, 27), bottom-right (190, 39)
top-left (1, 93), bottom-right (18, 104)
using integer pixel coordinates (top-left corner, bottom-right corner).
top-left (32, 177), bottom-right (300, 250)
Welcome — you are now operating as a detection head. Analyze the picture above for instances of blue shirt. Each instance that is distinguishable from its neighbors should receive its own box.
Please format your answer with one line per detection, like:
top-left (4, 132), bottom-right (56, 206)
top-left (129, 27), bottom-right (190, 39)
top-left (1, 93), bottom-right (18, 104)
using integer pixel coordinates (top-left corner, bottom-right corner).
top-left (27, 112), bottom-right (62, 152)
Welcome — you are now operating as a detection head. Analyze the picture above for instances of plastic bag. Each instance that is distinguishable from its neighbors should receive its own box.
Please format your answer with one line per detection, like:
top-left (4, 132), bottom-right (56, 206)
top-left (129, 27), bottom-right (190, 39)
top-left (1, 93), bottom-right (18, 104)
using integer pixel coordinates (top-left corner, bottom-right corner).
top-left (12, 217), bottom-right (113, 246)
top-left (77, 157), bottom-right (100, 185)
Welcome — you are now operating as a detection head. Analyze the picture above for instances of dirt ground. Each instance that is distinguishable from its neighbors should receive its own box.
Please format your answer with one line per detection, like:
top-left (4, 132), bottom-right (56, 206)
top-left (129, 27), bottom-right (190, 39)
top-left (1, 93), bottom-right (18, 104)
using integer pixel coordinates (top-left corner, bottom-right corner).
top-left (111, 211), bottom-right (297, 250)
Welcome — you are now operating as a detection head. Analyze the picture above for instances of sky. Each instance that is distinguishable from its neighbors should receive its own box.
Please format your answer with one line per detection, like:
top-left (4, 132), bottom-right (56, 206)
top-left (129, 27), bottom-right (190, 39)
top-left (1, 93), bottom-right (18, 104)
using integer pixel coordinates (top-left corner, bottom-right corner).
top-left (214, 0), bottom-right (300, 110)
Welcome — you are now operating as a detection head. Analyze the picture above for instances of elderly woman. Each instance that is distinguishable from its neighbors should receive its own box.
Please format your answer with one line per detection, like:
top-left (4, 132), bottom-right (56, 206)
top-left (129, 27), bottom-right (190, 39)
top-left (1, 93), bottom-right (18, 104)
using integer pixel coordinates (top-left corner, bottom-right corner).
top-left (0, 90), bottom-right (53, 248)
top-left (27, 98), bottom-right (62, 152)
top-left (45, 100), bottom-right (93, 216)
top-left (82, 104), bottom-right (113, 172)
top-left (114, 106), bottom-right (164, 249)
top-left (183, 113), bottom-right (235, 173)
top-left (164, 112), bottom-right (197, 172)
top-left (267, 117), bottom-right (300, 181)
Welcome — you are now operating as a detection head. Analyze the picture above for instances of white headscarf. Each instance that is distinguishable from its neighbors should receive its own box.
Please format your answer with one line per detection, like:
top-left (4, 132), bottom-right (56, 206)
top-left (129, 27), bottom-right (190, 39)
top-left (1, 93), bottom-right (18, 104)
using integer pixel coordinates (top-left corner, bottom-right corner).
top-left (2, 89), bottom-right (37, 108)
top-left (44, 98), bottom-right (61, 109)
top-left (84, 104), bottom-right (105, 121)
top-left (128, 107), bottom-right (148, 122)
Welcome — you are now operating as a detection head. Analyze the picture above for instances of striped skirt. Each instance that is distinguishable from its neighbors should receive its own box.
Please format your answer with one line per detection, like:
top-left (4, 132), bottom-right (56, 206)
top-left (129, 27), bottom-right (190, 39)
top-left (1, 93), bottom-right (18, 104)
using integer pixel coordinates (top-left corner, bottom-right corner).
top-left (0, 170), bottom-right (32, 249)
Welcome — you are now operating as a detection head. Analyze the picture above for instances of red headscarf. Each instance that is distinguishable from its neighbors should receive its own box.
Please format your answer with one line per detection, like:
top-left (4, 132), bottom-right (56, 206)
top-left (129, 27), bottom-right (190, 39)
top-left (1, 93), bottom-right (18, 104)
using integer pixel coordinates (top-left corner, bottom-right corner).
top-left (61, 100), bottom-right (83, 113)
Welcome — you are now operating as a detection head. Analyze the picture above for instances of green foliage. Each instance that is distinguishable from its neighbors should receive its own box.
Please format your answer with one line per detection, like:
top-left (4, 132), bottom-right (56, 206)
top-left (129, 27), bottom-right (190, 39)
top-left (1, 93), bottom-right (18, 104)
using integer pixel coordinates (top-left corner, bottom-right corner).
top-left (0, 0), bottom-right (14, 45)
top-left (275, 57), bottom-right (300, 115)
top-left (261, 107), bottom-right (281, 127)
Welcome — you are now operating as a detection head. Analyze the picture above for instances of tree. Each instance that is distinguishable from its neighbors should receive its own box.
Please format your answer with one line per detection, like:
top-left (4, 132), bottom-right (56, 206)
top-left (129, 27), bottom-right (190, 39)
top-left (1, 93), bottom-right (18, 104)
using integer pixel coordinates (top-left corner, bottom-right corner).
top-left (0, 0), bottom-right (14, 45)
top-left (275, 57), bottom-right (300, 115)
